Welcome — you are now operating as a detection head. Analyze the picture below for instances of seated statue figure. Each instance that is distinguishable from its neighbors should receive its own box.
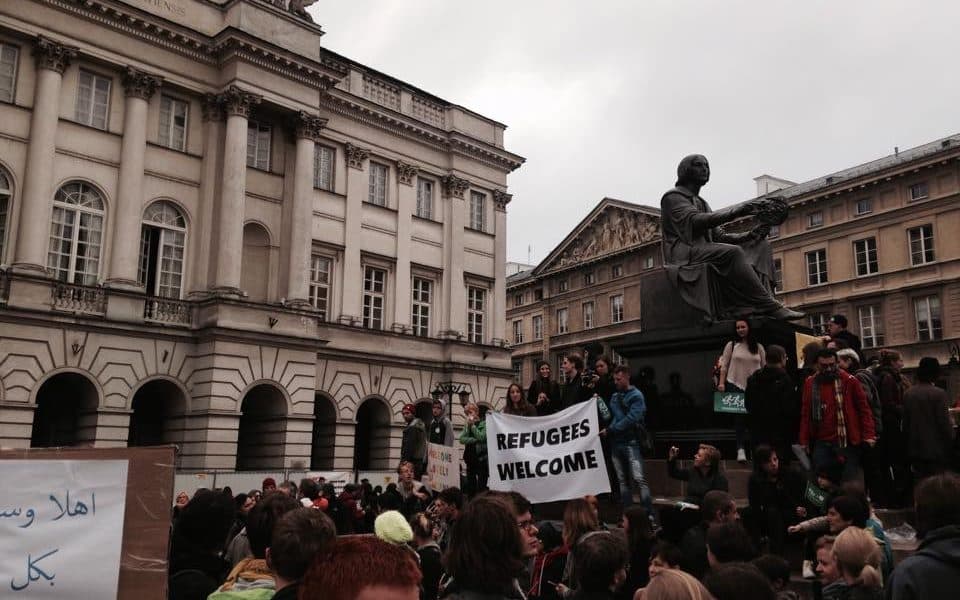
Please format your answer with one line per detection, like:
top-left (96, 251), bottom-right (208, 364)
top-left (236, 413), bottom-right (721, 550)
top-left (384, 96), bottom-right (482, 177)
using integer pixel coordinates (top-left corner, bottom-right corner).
top-left (660, 154), bottom-right (804, 321)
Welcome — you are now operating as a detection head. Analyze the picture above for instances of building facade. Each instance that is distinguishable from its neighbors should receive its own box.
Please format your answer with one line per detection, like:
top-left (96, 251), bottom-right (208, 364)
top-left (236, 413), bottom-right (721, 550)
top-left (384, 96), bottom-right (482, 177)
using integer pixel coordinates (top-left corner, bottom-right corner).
top-left (0, 0), bottom-right (523, 471)
top-left (509, 135), bottom-right (960, 397)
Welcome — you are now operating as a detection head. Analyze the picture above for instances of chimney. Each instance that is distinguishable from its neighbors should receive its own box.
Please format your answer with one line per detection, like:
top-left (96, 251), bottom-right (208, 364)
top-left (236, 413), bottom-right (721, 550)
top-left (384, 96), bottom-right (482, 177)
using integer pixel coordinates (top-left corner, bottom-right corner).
top-left (894, 146), bottom-right (899, 157)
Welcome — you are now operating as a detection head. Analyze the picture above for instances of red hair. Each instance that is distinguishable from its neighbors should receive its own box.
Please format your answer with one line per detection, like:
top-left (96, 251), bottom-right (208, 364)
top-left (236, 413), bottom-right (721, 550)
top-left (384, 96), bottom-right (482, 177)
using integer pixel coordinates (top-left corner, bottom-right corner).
top-left (300, 535), bottom-right (421, 600)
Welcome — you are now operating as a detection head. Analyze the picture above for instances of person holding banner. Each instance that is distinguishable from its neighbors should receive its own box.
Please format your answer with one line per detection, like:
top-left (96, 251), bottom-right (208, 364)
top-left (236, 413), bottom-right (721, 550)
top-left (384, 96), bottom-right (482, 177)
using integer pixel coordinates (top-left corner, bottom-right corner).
top-left (504, 382), bottom-right (538, 417)
top-left (602, 365), bottom-right (654, 518)
top-left (717, 319), bottom-right (766, 463)
top-left (529, 360), bottom-right (563, 416)
top-left (560, 352), bottom-right (595, 410)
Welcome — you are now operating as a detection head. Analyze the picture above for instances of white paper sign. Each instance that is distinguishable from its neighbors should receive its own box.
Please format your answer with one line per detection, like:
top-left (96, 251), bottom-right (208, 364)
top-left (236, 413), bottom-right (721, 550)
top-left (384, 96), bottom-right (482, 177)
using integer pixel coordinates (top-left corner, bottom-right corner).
top-left (486, 401), bottom-right (610, 503)
top-left (426, 442), bottom-right (460, 491)
top-left (0, 460), bottom-right (129, 599)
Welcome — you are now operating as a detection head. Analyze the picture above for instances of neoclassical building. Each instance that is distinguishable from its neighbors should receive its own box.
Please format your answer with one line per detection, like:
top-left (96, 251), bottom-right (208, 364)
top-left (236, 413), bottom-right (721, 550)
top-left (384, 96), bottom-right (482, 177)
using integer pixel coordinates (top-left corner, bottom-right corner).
top-left (0, 0), bottom-right (523, 471)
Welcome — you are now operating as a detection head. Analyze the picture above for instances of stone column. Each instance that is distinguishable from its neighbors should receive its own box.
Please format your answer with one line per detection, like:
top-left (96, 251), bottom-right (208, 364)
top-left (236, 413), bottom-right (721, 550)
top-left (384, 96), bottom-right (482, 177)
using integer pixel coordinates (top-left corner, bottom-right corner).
top-left (11, 37), bottom-right (76, 275)
top-left (188, 95), bottom-right (225, 296)
top-left (392, 161), bottom-right (418, 332)
top-left (105, 68), bottom-right (162, 290)
top-left (212, 86), bottom-right (260, 296)
top-left (440, 174), bottom-right (469, 338)
top-left (340, 143), bottom-right (369, 323)
top-left (492, 190), bottom-right (512, 343)
top-left (286, 111), bottom-right (328, 307)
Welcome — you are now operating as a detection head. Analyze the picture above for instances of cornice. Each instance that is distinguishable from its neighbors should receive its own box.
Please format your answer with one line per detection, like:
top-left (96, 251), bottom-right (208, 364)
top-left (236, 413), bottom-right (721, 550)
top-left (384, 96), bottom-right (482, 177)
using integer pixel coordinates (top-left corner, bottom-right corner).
top-left (212, 34), bottom-right (342, 91)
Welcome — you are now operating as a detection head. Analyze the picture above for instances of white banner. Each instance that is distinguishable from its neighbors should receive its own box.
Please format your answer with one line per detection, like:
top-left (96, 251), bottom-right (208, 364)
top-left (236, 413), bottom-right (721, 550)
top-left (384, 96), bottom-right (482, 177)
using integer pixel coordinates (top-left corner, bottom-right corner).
top-left (0, 459), bottom-right (128, 599)
top-left (426, 442), bottom-right (460, 491)
top-left (486, 401), bottom-right (610, 503)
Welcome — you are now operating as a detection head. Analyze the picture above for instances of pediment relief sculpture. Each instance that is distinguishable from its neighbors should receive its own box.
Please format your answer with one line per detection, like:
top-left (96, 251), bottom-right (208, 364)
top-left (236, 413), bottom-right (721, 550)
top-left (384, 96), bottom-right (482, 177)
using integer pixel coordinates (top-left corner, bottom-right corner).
top-left (555, 208), bottom-right (660, 268)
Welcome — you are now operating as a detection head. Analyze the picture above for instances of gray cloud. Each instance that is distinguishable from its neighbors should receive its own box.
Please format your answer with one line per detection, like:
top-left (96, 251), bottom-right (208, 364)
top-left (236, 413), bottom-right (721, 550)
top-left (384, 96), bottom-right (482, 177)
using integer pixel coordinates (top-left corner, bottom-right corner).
top-left (311, 1), bottom-right (960, 264)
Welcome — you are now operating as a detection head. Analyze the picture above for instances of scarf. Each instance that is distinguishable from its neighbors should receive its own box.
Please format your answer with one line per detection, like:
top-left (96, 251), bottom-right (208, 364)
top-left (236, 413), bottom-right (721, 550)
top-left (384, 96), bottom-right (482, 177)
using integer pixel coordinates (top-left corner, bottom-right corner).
top-left (219, 557), bottom-right (273, 592)
top-left (811, 375), bottom-right (847, 448)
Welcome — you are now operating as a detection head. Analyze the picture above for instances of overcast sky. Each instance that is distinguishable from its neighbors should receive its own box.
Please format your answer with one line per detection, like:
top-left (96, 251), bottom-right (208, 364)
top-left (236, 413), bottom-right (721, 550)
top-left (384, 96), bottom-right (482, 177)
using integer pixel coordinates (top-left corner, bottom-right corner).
top-left (310, 1), bottom-right (960, 265)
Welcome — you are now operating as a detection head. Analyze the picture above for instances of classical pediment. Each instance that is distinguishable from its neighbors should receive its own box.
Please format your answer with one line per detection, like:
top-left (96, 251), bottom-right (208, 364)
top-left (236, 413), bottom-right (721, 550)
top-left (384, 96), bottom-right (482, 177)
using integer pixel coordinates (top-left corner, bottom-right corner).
top-left (535, 198), bottom-right (661, 275)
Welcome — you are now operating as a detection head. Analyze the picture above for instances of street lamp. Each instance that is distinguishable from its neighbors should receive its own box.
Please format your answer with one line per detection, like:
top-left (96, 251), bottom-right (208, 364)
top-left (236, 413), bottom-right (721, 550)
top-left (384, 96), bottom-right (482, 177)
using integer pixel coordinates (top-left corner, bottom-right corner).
top-left (431, 382), bottom-right (471, 420)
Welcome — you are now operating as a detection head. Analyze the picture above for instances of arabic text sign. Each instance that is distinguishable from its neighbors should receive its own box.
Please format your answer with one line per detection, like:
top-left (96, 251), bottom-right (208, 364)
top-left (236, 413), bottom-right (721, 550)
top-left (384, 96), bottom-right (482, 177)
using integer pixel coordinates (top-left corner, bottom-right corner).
top-left (426, 443), bottom-right (459, 491)
top-left (486, 401), bottom-right (610, 503)
top-left (0, 460), bottom-right (128, 598)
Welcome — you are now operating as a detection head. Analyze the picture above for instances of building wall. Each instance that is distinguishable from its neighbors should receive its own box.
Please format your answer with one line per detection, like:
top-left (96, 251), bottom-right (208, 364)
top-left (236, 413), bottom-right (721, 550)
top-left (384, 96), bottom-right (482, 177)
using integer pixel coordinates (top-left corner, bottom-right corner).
top-left (0, 0), bottom-right (522, 469)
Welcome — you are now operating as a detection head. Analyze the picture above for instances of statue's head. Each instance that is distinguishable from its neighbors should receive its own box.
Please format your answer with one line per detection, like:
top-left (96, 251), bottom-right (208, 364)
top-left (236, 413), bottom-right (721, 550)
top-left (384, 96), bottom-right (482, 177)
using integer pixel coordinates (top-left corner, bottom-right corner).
top-left (676, 154), bottom-right (710, 187)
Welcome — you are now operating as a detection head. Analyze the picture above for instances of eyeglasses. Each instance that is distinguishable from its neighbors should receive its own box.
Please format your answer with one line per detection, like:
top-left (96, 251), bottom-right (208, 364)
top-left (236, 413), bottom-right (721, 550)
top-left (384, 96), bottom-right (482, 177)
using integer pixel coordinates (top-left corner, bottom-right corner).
top-left (517, 519), bottom-right (537, 533)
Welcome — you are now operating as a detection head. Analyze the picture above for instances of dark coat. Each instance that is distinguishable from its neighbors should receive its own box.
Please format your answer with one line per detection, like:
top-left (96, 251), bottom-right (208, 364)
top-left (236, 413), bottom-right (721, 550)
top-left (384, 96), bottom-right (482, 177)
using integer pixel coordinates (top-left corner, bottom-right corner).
top-left (418, 542), bottom-right (443, 600)
top-left (529, 377), bottom-right (562, 416)
top-left (678, 522), bottom-right (709, 580)
top-left (402, 418), bottom-right (427, 464)
top-left (745, 366), bottom-right (799, 446)
top-left (667, 459), bottom-right (729, 505)
top-left (559, 372), bottom-right (593, 410)
top-left (885, 525), bottom-right (960, 600)
top-left (747, 469), bottom-right (803, 520)
top-left (903, 383), bottom-right (955, 465)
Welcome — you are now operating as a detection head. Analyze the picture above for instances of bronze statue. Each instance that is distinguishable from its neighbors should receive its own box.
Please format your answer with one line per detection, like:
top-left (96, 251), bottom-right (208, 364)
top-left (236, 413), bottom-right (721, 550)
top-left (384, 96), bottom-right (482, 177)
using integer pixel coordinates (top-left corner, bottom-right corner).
top-left (660, 154), bottom-right (803, 321)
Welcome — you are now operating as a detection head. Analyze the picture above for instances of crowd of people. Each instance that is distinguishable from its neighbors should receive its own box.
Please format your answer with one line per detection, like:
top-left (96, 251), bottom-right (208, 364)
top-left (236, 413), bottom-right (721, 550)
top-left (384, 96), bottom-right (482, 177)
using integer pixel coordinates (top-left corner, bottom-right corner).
top-left (166, 317), bottom-right (960, 600)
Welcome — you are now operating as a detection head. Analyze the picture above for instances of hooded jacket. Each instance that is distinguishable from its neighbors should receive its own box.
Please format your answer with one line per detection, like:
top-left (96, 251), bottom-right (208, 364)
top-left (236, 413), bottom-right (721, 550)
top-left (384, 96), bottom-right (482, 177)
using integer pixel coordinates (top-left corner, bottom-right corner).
top-left (885, 524), bottom-right (960, 600)
top-left (745, 365), bottom-right (798, 444)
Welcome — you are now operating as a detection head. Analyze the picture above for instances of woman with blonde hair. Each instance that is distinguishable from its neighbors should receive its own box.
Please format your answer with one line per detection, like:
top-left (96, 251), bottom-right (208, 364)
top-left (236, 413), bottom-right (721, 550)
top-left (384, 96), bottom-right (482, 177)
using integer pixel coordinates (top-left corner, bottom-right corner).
top-left (832, 527), bottom-right (883, 599)
top-left (639, 568), bottom-right (714, 600)
top-left (551, 498), bottom-right (602, 597)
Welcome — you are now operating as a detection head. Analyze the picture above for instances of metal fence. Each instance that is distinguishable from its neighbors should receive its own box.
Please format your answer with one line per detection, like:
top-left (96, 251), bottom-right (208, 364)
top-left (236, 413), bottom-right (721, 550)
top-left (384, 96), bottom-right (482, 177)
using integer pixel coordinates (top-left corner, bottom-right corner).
top-left (173, 469), bottom-right (398, 497)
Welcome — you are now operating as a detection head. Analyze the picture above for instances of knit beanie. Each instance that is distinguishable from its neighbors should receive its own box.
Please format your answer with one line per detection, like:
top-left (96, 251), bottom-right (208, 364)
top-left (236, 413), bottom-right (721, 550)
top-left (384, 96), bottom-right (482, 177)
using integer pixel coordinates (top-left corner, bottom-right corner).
top-left (374, 510), bottom-right (414, 545)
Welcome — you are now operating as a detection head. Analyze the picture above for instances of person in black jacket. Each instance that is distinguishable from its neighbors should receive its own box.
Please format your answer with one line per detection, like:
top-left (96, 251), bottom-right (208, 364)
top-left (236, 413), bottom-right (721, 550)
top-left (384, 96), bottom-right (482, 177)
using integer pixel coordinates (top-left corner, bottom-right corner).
top-left (745, 445), bottom-right (804, 554)
top-left (267, 508), bottom-right (337, 600)
top-left (559, 352), bottom-right (594, 409)
top-left (744, 345), bottom-right (798, 467)
top-left (411, 512), bottom-right (443, 600)
top-left (528, 360), bottom-right (563, 416)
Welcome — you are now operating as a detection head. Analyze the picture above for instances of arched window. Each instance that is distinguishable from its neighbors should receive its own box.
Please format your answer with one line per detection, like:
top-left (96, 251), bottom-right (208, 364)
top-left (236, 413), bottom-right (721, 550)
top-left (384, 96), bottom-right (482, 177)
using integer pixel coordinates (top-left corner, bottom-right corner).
top-left (47, 181), bottom-right (105, 285)
top-left (0, 167), bottom-right (11, 261)
top-left (138, 201), bottom-right (186, 298)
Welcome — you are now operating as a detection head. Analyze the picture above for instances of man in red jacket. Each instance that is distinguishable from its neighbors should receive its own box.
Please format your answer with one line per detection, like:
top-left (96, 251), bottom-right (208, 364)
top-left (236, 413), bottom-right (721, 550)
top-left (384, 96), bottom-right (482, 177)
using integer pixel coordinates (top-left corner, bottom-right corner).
top-left (799, 348), bottom-right (876, 482)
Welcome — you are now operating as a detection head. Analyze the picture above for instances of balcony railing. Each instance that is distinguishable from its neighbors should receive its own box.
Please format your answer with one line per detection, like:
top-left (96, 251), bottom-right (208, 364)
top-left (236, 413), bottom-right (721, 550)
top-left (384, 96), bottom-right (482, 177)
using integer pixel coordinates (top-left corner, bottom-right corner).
top-left (144, 296), bottom-right (192, 326)
top-left (51, 282), bottom-right (106, 315)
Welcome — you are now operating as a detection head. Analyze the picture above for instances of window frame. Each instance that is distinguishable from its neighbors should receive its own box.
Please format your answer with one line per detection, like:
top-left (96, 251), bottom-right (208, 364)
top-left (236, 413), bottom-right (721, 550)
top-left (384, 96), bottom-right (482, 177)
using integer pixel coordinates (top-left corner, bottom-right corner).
top-left (532, 314), bottom-right (543, 340)
top-left (809, 312), bottom-right (831, 336)
top-left (767, 224), bottom-right (780, 239)
top-left (643, 255), bottom-right (655, 270)
top-left (469, 190), bottom-right (486, 232)
top-left (857, 304), bottom-right (884, 349)
top-left (914, 295), bottom-right (942, 341)
top-left (583, 271), bottom-right (596, 286)
top-left (309, 253), bottom-right (333, 321)
top-left (0, 42), bottom-right (20, 104)
top-left (368, 161), bottom-right (388, 207)
top-left (807, 210), bottom-right (824, 229)
top-left (75, 69), bottom-right (111, 130)
top-left (853, 237), bottom-right (879, 277)
top-left (138, 201), bottom-right (187, 300)
top-left (556, 307), bottom-right (569, 334)
top-left (805, 248), bottom-right (828, 286)
top-left (854, 198), bottom-right (872, 216)
top-left (467, 285), bottom-right (486, 344)
top-left (411, 276), bottom-right (433, 337)
top-left (362, 265), bottom-right (387, 330)
top-left (512, 319), bottom-right (524, 344)
top-left (557, 278), bottom-right (568, 293)
top-left (582, 301), bottom-right (595, 329)
top-left (908, 224), bottom-right (935, 266)
top-left (909, 182), bottom-right (929, 202)
top-left (47, 181), bottom-right (106, 286)
top-left (610, 294), bottom-right (624, 324)
top-left (611, 263), bottom-right (624, 278)
top-left (773, 258), bottom-right (783, 293)
top-left (246, 120), bottom-right (272, 170)
top-left (0, 167), bottom-right (11, 262)
top-left (416, 177), bottom-right (434, 220)
top-left (158, 94), bottom-right (189, 152)
top-left (313, 144), bottom-right (335, 191)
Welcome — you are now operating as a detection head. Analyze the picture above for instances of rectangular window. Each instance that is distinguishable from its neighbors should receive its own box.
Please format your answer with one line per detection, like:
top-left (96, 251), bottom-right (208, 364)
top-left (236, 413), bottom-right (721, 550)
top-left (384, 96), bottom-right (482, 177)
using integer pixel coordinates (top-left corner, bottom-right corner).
top-left (611, 294), bottom-right (624, 323)
top-left (858, 304), bottom-right (884, 349)
top-left (909, 224), bottom-right (935, 265)
top-left (809, 312), bottom-right (831, 336)
top-left (584, 271), bottom-right (596, 286)
top-left (534, 288), bottom-right (544, 301)
top-left (314, 145), bottom-right (335, 191)
top-left (807, 211), bottom-right (823, 229)
top-left (469, 191), bottom-right (486, 231)
top-left (513, 320), bottom-right (524, 344)
top-left (767, 225), bottom-right (780, 239)
top-left (246, 121), bottom-right (271, 170)
top-left (612, 264), bottom-right (623, 278)
top-left (512, 360), bottom-right (523, 383)
top-left (514, 292), bottom-right (524, 307)
top-left (556, 308), bottom-right (568, 334)
top-left (158, 95), bottom-right (188, 151)
top-left (0, 193), bottom-right (7, 259)
top-left (557, 355), bottom-right (567, 384)
top-left (75, 70), bottom-right (110, 129)
top-left (558, 279), bottom-right (568, 293)
top-left (909, 182), bottom-right (929, 201)
top-left (411, 277), bottom-right (432, 337)
top-left (309, 255), bottom-right (331, 320)
top-left (853, 238), bottom-right (879, 276)
top-left (643, 256), bottom-right (655, 269)
top-left (362, 266), bottom-right (386, 329)
top-left (806, 249), bottom-right (828, 286)
top-left (855, 198), bottom-right (872, 216)
top-left (467, 286), bottom-right (485, 343)
top-left (532, 315), bottom-right (543, 340)
top-left (914, 295), bottom-right (942, 341)
top-left (583, 301), bottom-right (594, 329)
top-left (368, 162), bottom-right (388, 206)
top-left (416, 178), bottom-right (433, 219)
top-left (0, 43), bottom-right (19, 103)
top-left (773, 258), bottom-right (783, 292)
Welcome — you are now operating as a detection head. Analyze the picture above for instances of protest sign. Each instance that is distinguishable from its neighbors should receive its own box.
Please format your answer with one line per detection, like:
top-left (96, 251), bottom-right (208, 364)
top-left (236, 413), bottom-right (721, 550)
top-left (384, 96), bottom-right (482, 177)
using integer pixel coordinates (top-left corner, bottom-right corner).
top-left (486, 401), bottom-right (610, 503)
top-left (796, 331), bottom-right (822, 368)
top-left (713, 391), bottom-right (747, 414)
top-left (1, 446), bottom-right (174, 600)
top-left (426, 442), bottom-right (460, 491)
top-left (0, 460), bottom-right (127, 598)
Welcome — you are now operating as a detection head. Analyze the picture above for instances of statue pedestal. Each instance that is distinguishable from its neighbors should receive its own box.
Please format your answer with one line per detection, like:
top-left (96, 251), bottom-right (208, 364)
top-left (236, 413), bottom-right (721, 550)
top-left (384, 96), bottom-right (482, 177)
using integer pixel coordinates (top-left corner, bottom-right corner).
top-left (609, 269), bottom-right (812, 456)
